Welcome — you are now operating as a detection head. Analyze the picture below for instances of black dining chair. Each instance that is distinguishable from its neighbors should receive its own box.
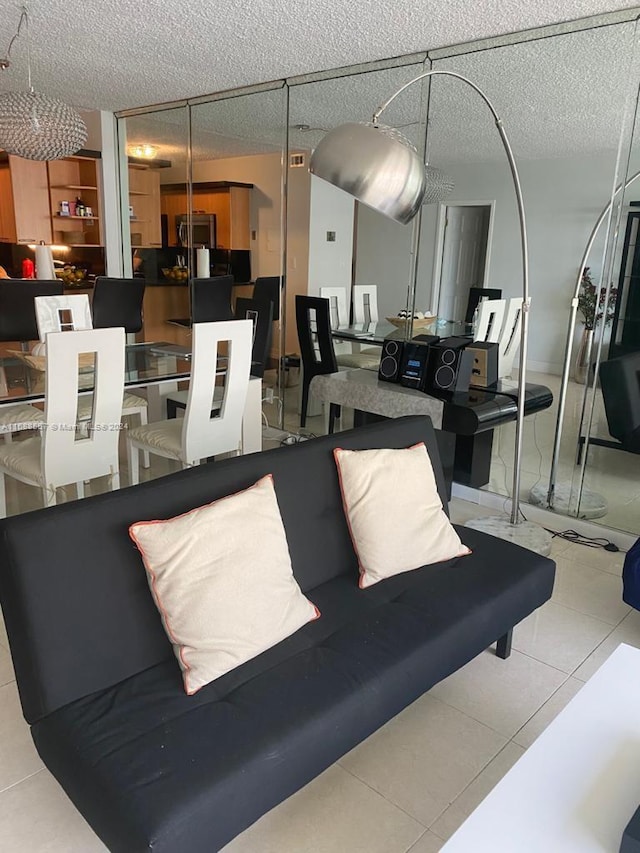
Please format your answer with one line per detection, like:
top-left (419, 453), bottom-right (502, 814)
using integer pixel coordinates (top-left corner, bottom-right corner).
top-left (464, 287), bottom-right (503, 324)
top-left (92, 277), bottom-right (146, 334)
top-left (235, 297), bottom-right (274, 379)
top-left (577, 351), bottom-right (640, 463)
top-left (191, 276), bottom-right (234, 323)
top-left (0, 279), bottom-right (63, 343)
top-left (296, 294), bottom-right (340, 431)
top-left (253, 276), bottom-right (282, 321)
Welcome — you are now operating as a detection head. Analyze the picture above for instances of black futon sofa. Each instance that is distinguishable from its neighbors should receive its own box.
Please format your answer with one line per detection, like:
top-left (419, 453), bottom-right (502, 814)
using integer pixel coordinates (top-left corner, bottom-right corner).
top-left (0, 416), bottom-right (555, 852)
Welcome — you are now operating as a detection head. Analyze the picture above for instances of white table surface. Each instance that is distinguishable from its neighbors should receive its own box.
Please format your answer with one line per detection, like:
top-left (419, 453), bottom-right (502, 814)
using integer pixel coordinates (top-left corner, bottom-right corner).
top-left (441, 643), bottom-right (640, 852)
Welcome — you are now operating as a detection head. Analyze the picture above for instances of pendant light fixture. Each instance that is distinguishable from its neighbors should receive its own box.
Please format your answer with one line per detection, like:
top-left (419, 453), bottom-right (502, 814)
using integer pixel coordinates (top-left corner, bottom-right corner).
top-left (0, 5), bottom-right (87, 161)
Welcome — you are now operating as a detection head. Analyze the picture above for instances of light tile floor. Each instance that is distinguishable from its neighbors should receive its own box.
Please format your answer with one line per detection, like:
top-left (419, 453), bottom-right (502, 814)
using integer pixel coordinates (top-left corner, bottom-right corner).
top-left (0, 495), bottom-right (636, 852)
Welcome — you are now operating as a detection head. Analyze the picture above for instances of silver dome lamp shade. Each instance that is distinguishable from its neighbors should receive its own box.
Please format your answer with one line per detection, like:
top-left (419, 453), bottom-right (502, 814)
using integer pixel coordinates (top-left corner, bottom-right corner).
top-left (0, 7), bottom-right (87, 161)
top-left (309, 122), bottom-right (427, 225)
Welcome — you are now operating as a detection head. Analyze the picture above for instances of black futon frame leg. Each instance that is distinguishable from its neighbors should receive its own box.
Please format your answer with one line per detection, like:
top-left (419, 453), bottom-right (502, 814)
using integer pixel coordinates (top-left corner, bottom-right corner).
top-left (495, 629), bottom-right (513, 659)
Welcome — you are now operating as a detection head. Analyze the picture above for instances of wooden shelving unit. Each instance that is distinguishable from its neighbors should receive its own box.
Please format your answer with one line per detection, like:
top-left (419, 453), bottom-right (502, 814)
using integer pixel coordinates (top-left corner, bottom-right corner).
top-left (48, 157), bottom-right (102, 248)
top-left (128, 166), bottom-right (162, 248)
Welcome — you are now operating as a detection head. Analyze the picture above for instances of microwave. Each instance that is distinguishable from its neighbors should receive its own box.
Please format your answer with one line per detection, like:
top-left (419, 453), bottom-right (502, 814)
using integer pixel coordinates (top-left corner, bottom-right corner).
top-left (176, 213), bottom-right (217, 248)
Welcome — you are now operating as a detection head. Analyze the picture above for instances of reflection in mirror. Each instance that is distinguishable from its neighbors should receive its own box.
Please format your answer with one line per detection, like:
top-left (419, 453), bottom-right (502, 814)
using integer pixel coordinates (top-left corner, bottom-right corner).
top-left (117, 105), bottom-right (190, 344)
top-left (186, 87), bottom-right (288, 428)
top-left (284, 61), bottom-right (430, 432)
top-left (412, 22), bottom-right (637, 531)
top-left (573, 37), bottom-right (640, 536)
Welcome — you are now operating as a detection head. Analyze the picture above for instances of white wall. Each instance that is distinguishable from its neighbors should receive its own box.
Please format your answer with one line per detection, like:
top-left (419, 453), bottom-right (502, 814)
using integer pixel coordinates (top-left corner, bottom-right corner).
top-left (162, 152), bottom-right (285, 279)
top-left (354, 151), bottom-right (619, 372)
top-left (354, 205), bottom-right (417, 320)
top-left (307, 176), bottom-right (354, 295)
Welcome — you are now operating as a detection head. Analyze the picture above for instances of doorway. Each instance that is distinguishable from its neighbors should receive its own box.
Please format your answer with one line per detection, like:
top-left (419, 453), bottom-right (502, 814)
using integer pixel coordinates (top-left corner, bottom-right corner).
top-left (433, 202), bottom-right (494, 321)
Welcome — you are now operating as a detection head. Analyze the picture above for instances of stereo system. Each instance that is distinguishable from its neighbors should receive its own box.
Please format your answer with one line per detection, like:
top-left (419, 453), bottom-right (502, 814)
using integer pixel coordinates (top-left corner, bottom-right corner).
top-left (378, 338), bottom-right (405, 383)
top-left (399, 342), bottom-right (431, 389)
top-left (378, 335), bottom-right (474, 396)
top-left (466, 341), bottom-right (499, 389)
top-left (425, 337), bottom-right (474, 394)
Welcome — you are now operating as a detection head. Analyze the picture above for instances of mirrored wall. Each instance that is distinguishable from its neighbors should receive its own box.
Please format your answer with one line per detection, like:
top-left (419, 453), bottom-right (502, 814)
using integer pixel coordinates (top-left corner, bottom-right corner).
top-left (115, 9), bottom-right (640, 533)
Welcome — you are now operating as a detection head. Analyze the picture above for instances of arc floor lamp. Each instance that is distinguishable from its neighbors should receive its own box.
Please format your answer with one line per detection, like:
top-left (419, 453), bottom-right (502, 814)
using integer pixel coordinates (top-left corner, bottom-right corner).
top-left (529, 168), bottom-right (640, 516)
top-left (310, 69), bottom-right (552, 554)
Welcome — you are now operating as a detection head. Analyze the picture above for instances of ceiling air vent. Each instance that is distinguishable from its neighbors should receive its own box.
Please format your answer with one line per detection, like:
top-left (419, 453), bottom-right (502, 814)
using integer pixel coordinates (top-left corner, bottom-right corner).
top-left (289, 153), bottom-right (305, 168)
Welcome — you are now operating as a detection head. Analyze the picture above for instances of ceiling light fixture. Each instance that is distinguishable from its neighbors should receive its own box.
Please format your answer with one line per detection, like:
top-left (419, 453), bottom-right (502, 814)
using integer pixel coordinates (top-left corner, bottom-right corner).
top-left (310, 69), bottom-right (551, 554)
top-left (129, 144), bottom-right (158, 159)
top-left (0, 5), bottom-right (87, 161)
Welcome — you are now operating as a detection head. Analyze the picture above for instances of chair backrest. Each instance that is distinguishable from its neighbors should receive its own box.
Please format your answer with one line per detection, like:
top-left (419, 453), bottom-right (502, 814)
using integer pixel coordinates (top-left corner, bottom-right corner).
top-left (235, 296), bottom-right (274, 378)
top-left (599, 352), bottom-right (640, 445)
top-left (42, 328), bottom-right (125, 488)
top-left (253, 276), bottom-right (282, 321)
top-left (353, 285), bottom-right (379, 324)
top-left (191, 275), bottom-right (234, 323)
top-left (34, 294), bottom-right (93, 341)
top-left (498, 297), bottom-right (523, 379)
top-left (475, 298), bottom-right (506, 343)
top-left (296, 295), bottom-right (338, 377)
top-left (464, 286), bottom-right (503, 324)
top-left (92, 277), bottom-right (146, 334)
top-left (320, 286), bottom-right (349, 328)
top-left (0, 280), bottom-right (63, 342)
top-left (182, 320), bottom-right (252, 462)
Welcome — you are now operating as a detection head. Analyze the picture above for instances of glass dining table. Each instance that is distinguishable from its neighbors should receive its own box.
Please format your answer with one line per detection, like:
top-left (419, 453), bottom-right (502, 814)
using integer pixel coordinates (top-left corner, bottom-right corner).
top-left (0, 342), bottom-right (263, 454)
top-left (332, 318), bottom-right (472, 345)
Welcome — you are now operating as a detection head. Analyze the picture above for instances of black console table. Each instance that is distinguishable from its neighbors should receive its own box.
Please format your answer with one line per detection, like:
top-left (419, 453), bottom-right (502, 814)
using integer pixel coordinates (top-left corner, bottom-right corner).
top-left (310, 370), bottom-right (553, 492)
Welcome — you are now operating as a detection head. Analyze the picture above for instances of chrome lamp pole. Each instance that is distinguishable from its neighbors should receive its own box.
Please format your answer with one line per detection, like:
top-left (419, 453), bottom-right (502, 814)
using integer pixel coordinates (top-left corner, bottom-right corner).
top-left (311, 70), bottom-right (549, 552)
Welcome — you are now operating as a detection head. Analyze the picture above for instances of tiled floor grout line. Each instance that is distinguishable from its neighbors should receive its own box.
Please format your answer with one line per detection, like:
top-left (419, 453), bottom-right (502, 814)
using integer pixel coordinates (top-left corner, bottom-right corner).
top-left (0, 767), bottom-right (44, 797)
top-left (336, 761), bottom-right (432, 829)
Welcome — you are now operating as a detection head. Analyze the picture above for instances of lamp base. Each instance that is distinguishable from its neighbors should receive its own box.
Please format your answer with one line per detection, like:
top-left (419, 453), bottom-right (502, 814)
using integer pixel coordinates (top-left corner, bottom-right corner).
top-left (464, 516), bottom-right (552, 556)
top-left (529, 483), bottom-right (607, 519)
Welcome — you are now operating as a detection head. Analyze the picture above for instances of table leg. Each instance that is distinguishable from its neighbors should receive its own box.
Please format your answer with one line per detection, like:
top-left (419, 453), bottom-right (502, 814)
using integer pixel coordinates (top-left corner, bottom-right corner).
top-left (145, 382), bottom-right (178, 422)
top-left (241, 377), bottom-right (262, 455)
top-left (453, 430), bottom-right (494, 488)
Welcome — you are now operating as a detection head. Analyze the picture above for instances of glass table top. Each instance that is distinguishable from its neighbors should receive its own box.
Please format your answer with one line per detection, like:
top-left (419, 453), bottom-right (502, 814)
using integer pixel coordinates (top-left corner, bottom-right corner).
top-left (332, 318), bottom-right (472, 344)
top-left (0, 342), bottom-right (200, 406)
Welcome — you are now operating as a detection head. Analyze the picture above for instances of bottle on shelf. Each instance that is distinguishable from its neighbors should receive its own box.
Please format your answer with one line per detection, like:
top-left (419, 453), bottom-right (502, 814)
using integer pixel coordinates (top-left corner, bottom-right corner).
top-left (75, 196), bottom-right (85, 217)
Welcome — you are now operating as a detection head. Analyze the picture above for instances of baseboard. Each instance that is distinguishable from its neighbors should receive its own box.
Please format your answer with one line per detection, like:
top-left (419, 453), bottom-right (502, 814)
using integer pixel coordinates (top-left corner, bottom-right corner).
top-left (451, 483), bottom-right (636, 551)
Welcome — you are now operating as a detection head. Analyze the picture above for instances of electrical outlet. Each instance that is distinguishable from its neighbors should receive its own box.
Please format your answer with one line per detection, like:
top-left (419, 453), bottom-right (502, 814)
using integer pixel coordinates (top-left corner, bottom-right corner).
top-left (263, 387), bottom-right (274, 404)
top-left (326, 231), bottom-right (336, 242)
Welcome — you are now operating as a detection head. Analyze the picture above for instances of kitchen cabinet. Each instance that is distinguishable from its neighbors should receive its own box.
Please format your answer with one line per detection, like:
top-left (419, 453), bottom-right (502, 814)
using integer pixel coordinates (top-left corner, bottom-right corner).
top-left (48, 156), bottom-right (102, 247)
top-left (128, 166), bottom-right (162, 248)
top-left (0, 156), bottom-right (52, 245)
top-left (160, 182), bottom-right (252, 249)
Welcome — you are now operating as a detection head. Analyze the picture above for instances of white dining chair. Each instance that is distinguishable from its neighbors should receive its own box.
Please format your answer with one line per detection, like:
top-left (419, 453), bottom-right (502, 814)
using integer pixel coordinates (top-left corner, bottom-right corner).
top-left (0, 327), bottom-right (125, 515)
top-left (126, 320), bottom-right (253, 485)
top-left (498, 297), bottom-right (523, 379)
top-left (353, 285), bottom-right (379, 324)
top-left (34, 294), bottom-right (93, 340)
top-left (474, 298), bottom-right (507, 343)
top-left (34, 293), bottom-right (150, 457)
top-left (0, 403), bottom-right (45, 443)
top-left (319, 286), bottom-right (379, 370)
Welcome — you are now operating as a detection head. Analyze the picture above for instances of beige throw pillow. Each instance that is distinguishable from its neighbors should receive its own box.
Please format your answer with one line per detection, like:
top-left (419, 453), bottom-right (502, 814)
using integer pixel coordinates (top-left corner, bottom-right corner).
top-left (129, 475), bottom-right (319, 694)
top-left (334, 443), bottom-right (470, 588)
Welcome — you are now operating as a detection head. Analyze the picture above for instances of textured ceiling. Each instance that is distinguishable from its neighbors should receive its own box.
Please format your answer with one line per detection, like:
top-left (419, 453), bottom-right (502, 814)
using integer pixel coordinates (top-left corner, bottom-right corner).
top-left (0, 0), bottom-right (638, 112)
top-left (124, 21), bottom-right (638, 166)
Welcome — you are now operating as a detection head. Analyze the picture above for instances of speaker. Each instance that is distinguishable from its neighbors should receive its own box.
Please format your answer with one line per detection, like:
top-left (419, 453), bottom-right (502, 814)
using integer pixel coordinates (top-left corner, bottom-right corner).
top-left (426, 336), bottom-right (473, 394)
top-left (378, 338), bottom-right (405, 382)
top-left (467, 341), bottom-right (499, 388)
top-left (399, 341), bottom-right (431, 390)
